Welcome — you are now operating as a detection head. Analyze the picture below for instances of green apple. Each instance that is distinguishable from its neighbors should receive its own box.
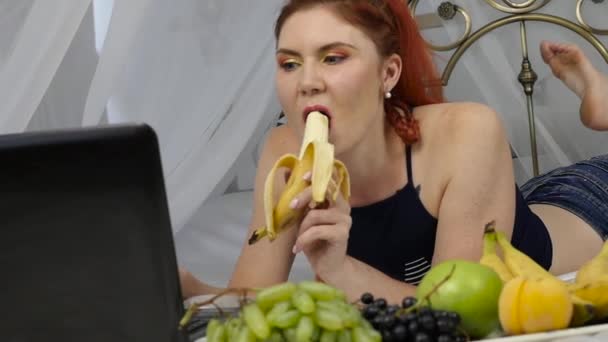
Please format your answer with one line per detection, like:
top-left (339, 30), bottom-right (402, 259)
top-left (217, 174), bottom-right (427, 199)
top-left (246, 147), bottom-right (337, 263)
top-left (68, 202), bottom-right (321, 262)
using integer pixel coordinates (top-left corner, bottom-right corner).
top-left (415, 259), bottom-right (503, 338)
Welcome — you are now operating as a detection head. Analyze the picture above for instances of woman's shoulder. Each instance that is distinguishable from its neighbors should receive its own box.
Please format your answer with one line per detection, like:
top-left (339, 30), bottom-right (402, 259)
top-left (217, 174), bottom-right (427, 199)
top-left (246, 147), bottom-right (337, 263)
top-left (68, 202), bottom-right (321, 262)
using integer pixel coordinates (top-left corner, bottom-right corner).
top-left (416, 101), bottom-right (502, 127)
top-left (415, 101), bottom-right (507, 146)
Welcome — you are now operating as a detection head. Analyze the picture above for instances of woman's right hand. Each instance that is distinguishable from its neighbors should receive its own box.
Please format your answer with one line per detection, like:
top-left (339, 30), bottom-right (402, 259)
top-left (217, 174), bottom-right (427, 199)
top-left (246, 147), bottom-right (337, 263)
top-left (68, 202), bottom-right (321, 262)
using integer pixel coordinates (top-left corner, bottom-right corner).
top-left (290, 170), bottom-right (353, 284)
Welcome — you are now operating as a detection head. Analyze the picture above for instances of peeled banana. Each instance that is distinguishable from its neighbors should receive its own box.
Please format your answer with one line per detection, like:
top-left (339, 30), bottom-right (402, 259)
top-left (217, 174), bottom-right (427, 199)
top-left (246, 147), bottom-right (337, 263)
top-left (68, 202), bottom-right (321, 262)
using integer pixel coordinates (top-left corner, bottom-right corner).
top-left (248, 112), bottom-right (351, 245)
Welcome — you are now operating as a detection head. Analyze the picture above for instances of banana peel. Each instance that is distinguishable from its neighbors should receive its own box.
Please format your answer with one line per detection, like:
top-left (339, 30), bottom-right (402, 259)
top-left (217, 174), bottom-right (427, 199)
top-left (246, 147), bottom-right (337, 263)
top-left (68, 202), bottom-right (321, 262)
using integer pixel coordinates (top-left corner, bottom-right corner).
top-left (248, 112), bottom-right (350, 245)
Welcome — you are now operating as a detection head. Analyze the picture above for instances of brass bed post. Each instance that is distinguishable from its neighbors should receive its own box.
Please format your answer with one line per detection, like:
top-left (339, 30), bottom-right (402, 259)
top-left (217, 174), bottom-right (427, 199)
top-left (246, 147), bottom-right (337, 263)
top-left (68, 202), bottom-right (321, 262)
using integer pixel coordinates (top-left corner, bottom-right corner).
top-left (517, 21), bottom-right (540, 176)
top-left (410, 0), bottom-right (608, 179)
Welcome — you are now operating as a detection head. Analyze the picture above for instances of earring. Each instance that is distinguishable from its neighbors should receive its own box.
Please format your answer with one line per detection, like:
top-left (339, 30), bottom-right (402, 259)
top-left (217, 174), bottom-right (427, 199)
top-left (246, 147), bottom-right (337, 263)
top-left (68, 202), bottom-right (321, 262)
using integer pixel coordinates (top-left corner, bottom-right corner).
top-left (384, 91), bottom-right (392, 99)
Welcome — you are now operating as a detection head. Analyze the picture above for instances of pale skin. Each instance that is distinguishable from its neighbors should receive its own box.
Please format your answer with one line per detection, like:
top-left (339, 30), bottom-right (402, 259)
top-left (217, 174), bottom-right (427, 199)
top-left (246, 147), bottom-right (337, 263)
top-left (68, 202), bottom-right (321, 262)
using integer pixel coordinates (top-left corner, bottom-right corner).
top-left (540, 40), bottom-right (608, 131)
top-left (180, 7), bottom-right (604, 303)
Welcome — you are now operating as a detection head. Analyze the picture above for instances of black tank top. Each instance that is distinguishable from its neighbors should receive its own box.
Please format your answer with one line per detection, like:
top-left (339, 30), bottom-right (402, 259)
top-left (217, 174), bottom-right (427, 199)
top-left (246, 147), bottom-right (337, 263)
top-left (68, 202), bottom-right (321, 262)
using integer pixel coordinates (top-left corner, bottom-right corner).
top-left (346, 145), bottom-right (552, 285)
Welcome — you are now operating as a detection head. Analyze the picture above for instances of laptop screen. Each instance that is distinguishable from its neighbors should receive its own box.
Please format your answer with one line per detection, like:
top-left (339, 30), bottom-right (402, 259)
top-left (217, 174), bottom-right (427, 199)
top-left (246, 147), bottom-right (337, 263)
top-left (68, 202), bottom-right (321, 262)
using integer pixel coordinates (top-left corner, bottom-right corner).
top-left (0, 125), bottom-right (187, 342)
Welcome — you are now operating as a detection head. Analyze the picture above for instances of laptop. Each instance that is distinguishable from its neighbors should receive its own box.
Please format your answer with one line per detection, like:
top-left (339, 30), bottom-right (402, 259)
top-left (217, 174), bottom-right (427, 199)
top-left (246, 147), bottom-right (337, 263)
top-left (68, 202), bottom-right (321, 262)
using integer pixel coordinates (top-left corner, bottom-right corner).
top-left (0, 124), bottom-right (189, 342)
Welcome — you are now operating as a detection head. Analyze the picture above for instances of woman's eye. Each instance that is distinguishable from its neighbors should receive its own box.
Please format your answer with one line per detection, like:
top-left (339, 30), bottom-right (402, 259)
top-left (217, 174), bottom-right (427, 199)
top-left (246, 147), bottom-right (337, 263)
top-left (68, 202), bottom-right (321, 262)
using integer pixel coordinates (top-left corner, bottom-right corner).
top-left (280, 60), bottom-right (300, 71)
top-left (324, 55), bottom-right (346, 64)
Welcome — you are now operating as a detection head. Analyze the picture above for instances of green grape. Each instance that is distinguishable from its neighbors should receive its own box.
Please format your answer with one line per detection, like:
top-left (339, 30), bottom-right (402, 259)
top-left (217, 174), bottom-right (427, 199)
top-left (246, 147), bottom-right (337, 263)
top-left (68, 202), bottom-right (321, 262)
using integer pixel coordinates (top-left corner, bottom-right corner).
top-left (292, 290), bottom-right (316, 314)
top-left (243, 303), bottom-right (271, 340)
top-left (297, 281), bottom-right (338, 301)
top-left (351, 326), bottom-right (372, 342)
top-left (225, 317), bottom-right (243, 341)
top-left (315, 308), bottom-right (344, 331)
top-left (365, 328), bottom-right (381, 342)
top-left (315, 300), bottom-right (342, 315)
top-left (263, 330), bottom-right (284, 342)
top-left (337, 329), bottom-right (352, 342)
top-left (265, 300), bottom-right (292, 323)
top-left (270, 309), bottom-right (301, 329)
top-left (334, 289), bottom-right (347, 301)
top-left (206, 318), bottom-right (221, 340)
top-left (283, 327), bottom-right (297, 342)
top-left (311, 323), bottom-right (321, 341)
top-left (207, 323), bottom-right (226, 342)
top-left (359, 319), bottom-right (372, 331)
top-left (256, 282), bottom-right (297, 310)
top-left (320, 329), bottom-right (337, 342)
top-left (235, 325), bottom-right (256, 342)
top-left (295, 315), bottom-right (314, 342)
top-left (341, 305), bottom-right (361, 328)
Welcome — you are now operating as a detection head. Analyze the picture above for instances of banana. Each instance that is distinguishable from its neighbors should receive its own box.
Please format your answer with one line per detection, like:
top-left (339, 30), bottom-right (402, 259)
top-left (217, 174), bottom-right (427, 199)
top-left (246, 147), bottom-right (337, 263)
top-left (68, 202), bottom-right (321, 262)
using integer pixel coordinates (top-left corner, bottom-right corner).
top-left (248, 111), bottom-right (351, 245)
top-left (569, 293), bottom-right (597, 327)
top-left (488, 222), bottom-right (596, 327)
top-left (575, 240), bottom-right (608, 286)
top-left (570, 281), bottom-right (608, 319)
top-left (569, 240), bottom-right (608, 319)
top-left (499, 276), bottom-right (573, 335)
top-left (480, 222), bottom-right (514, 282)
top-left (494, 229), bottom-right (553, 280)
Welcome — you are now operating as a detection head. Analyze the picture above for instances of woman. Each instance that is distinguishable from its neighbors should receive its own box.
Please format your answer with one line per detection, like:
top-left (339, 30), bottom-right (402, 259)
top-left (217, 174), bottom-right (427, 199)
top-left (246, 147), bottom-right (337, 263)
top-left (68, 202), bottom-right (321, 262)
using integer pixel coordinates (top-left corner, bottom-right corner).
top-left (181, 0), bottom-right (607, 304)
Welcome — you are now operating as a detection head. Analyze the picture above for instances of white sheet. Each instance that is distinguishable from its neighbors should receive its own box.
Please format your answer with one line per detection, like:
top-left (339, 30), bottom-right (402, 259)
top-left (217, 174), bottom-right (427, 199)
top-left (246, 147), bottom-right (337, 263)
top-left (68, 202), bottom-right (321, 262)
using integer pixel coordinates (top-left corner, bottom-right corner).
top-left (173, 191), bottom-right (315, 288)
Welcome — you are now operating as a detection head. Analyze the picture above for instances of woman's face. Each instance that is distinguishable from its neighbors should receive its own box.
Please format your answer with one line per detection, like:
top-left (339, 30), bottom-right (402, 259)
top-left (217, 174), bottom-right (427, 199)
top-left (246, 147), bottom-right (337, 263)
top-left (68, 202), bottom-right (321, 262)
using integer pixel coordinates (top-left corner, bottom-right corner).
top-left (275, 6), bottom-right (391, 154)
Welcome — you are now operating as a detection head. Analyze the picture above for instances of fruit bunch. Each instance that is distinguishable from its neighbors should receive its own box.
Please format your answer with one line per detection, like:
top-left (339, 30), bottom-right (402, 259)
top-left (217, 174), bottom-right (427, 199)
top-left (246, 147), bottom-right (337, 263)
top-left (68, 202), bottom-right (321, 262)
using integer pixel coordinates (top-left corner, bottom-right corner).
top-left (479, 221), bottom-right (608, 335)
top-left (358, 292), bottom-right (467, 342)
top-left (197, 281), bottom-right (381, 342)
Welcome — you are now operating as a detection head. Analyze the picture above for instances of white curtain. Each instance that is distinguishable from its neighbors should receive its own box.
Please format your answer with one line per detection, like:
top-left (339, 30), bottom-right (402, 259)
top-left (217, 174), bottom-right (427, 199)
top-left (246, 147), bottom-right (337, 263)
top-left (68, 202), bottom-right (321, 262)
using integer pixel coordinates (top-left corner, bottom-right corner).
top-left (1, 0), bottom-right (607, 286)
top-left (0, 0), bottom-right (94, 132)
top-left (0, 0), bottom-right (284, 232)
top-left (88, 0), bottom-right (285, 234)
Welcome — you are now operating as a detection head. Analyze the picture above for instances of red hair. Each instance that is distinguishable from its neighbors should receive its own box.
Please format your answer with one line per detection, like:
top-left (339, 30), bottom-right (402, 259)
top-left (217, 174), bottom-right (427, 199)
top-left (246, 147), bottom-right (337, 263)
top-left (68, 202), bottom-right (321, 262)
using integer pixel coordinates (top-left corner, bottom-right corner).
top-left (275, 0), bottom-right (445, 144)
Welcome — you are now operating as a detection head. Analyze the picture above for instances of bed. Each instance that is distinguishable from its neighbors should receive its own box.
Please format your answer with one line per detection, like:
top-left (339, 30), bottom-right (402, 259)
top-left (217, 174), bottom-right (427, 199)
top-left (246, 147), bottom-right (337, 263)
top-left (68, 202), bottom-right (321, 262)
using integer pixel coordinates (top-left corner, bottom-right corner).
top-left (174, 2), bottom-right (607, 335)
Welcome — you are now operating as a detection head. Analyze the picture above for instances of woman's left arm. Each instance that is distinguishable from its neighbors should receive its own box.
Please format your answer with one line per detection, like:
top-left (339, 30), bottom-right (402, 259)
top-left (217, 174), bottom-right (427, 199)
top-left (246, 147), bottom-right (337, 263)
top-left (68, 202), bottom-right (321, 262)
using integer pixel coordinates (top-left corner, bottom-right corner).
top-left (432, 103), bottom-right (517, 264)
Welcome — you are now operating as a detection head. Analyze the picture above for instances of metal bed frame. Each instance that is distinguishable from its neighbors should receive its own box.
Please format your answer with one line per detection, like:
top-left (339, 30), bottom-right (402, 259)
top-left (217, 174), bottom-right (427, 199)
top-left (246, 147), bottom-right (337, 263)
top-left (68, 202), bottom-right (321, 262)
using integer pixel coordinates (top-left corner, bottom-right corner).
top-left (409, 0), bottom-right (608, 176)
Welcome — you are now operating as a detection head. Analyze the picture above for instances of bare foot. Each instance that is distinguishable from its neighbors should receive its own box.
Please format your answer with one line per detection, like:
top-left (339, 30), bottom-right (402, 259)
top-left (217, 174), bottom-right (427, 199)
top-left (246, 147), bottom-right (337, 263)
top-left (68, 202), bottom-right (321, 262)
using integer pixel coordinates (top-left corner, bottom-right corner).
top-left (540, 40), bottom-right (596, 98)
top-left (540, 40), bottom-right (608, 130)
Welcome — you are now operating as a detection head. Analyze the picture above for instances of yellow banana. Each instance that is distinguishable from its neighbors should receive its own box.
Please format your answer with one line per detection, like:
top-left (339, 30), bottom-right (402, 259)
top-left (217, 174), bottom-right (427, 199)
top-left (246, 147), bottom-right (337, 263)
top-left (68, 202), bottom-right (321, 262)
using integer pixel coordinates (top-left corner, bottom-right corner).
top-left (491, 224), bottom-right (597, 327)
top-left (575, 240), bottom-right (608, 285)
top-left (499, 276), bottom-right (573, 335)
top-left (570, 281), bottom-right (608, 319)
top-left (480, 222), bottom-right (514, 282)
top-left (569, 240), bottom-right (608, 319)
top-left (494, 230), bottom-right (553, 279)
top-left (569, 293), bottom-right (597, 327)
top-left (248, 111), bottom-right (351, 245)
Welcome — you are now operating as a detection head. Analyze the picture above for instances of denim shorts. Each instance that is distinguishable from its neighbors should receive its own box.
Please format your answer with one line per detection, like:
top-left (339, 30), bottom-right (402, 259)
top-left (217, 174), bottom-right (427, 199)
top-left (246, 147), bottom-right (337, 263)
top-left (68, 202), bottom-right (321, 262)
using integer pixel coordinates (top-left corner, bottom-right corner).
top-left (520, 154), bottom-right (608, 241)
